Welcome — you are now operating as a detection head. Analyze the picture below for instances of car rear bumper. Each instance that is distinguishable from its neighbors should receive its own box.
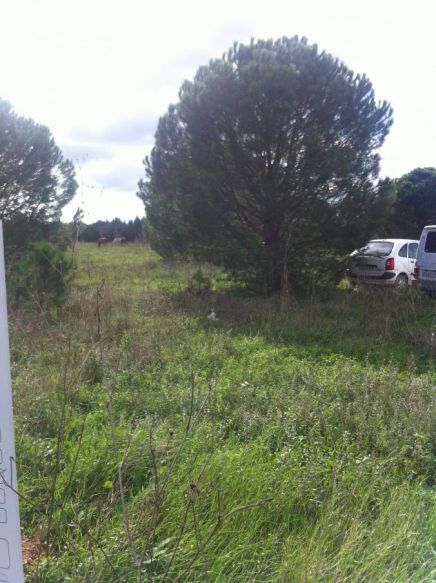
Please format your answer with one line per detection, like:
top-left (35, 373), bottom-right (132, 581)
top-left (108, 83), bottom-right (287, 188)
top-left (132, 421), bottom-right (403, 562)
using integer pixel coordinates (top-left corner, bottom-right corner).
top-left (346, 270), bottom-right (397, 285)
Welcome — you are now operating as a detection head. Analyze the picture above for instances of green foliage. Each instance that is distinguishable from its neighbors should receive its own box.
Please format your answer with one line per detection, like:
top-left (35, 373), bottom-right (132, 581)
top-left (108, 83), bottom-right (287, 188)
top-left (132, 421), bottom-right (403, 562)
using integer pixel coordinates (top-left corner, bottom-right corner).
top-left (0, 98), bottom-right (77, 222)
top-left (187, 268), bottom-right (213, 296)
top-left (0, 97), bottom-right (77, 255)
top-left (12, 244), bottom-right (435, 581)
top-left (10, 240), bottom-right (71, 308)
top-left (139, 36), bottom-right (393, 292)
top-left (387, 167), bottom-right (436, 238)
top-left (3, 218), bottom-right (73, 265)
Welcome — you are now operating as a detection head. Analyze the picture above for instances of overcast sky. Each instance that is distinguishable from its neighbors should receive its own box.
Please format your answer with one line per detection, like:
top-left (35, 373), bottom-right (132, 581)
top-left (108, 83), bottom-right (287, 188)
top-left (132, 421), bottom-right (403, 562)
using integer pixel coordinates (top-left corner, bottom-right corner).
top-left (1, 0), bottom-right (435, 223)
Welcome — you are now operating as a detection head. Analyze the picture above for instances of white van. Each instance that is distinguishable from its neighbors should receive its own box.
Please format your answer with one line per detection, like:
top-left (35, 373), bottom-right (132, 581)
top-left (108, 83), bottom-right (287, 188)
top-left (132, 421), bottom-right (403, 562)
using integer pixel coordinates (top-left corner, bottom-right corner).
top-left (415, 225), bottom-right (436, 294)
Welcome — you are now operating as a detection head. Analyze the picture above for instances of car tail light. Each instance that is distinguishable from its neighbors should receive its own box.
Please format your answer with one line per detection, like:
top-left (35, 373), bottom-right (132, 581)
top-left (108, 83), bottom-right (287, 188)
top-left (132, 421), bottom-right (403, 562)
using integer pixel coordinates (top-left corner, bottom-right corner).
top-left (414, 264), bottom-right (420, 278)
top-left (385, 257), bottom-right (395, 270)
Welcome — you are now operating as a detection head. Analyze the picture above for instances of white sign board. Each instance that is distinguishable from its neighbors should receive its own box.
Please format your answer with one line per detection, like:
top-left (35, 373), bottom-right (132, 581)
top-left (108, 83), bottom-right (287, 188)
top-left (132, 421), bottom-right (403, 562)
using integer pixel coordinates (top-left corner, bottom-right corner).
top-left (0, 222), bottom-right (24, 583)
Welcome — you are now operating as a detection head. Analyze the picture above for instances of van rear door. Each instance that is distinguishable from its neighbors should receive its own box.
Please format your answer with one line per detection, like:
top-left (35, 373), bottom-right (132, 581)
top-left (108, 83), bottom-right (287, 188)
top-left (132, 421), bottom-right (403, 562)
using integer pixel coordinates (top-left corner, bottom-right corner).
top-left (421, 230), bottom-right (436, 280)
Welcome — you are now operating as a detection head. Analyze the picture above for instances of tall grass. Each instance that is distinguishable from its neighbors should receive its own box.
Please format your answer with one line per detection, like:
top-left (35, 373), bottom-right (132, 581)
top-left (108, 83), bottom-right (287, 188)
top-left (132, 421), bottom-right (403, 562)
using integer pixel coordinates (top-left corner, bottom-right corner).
top-left (10, 243), bottom-right (435, 582)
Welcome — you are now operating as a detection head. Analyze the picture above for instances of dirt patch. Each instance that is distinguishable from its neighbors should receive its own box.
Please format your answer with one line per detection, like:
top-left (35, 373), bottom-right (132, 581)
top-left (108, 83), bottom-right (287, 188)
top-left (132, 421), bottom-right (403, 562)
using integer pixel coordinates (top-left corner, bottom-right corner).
top-left (22, 536), bottom-right (44, 565)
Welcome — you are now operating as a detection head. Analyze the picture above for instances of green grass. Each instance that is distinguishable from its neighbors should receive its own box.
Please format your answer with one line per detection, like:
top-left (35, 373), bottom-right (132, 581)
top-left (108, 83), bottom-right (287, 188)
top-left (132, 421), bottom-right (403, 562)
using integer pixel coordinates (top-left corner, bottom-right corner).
top-left (11, 243), bottom-right (436, 582)
top-left (74, 243), bottom-right (223, 294)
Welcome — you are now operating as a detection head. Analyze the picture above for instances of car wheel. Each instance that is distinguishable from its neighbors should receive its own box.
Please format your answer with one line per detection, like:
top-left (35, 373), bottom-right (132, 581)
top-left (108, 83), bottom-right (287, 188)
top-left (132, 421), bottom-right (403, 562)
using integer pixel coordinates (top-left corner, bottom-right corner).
top-left (395, 274), bottom-right (408, 288)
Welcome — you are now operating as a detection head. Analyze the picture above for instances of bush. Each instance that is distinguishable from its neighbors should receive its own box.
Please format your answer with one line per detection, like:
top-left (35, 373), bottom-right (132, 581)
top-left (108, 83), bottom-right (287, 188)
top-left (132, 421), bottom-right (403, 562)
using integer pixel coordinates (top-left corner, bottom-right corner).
top-left (10, 241), bottom-right (71, 309)
top-left (187, 268), bottom-right (213, 296)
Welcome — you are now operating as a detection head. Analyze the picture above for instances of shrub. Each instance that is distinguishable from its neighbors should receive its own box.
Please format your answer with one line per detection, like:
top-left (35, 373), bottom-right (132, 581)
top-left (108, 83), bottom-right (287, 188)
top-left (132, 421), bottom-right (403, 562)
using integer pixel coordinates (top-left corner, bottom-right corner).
top-left (10, 241), bottom-right (71, 309)
top-left (187, 268), bottom-right (212, 296)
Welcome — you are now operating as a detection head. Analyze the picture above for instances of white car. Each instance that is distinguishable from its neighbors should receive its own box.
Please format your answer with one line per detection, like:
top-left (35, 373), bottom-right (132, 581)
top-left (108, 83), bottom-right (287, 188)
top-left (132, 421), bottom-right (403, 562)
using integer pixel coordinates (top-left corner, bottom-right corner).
top-left (347, 238), bottom-right (419, 288)
top-left (415, 225), bottom-right (436, 295)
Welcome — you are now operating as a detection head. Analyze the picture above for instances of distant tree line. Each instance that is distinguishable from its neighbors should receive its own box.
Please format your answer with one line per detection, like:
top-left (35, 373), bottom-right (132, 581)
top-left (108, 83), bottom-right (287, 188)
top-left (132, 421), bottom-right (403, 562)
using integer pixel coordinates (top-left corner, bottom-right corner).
top-left (79, 217), bottom-right (145, 242)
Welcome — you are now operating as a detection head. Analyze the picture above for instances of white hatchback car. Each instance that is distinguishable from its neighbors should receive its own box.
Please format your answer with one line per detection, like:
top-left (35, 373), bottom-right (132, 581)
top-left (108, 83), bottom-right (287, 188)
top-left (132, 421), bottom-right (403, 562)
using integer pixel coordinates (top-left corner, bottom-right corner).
top-left (347, 238), bottom-right (419, 288)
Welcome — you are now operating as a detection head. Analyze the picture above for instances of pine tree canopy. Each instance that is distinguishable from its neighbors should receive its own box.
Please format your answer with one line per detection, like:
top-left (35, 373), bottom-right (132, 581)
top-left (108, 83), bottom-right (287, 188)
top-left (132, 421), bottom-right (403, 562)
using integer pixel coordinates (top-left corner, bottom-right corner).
top-left (138, 36), bottom-right (394, 291)
top-left (0, 98), bottom-right (77, 223)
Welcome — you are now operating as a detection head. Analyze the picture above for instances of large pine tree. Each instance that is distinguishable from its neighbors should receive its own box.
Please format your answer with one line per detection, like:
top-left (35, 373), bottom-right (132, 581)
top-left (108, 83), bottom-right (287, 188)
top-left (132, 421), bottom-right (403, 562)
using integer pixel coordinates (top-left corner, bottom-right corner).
top-left (139, 37), bottom-right (393, 291)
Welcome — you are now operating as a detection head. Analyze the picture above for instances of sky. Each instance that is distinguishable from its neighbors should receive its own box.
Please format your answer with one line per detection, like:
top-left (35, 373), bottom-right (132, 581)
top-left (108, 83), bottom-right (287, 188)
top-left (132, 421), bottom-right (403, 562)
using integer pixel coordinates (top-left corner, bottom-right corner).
top-left (1, 0), bottom-right (435, 223)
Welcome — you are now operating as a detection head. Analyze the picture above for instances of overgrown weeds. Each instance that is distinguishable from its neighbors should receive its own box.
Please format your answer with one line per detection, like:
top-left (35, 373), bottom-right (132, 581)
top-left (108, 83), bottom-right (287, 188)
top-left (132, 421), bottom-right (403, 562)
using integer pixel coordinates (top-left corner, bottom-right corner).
top-left (10, 243), bottom-right (435, 582)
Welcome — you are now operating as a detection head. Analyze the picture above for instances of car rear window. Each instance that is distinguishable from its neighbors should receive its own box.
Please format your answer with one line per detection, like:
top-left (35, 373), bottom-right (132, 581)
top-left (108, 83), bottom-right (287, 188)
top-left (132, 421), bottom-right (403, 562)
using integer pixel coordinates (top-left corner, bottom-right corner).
top-left (399, 244), bottom-right (408, 257)
top-left (357, 241), bottom-right (394, 256)
top-left (424, 231), bottom-right (436, 253)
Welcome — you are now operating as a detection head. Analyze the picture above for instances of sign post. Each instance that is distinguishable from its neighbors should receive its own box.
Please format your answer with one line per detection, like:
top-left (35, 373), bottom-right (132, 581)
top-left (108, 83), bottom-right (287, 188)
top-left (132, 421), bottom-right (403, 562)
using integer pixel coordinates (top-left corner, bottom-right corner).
top-left (0, 222), bottom-right (24, 583)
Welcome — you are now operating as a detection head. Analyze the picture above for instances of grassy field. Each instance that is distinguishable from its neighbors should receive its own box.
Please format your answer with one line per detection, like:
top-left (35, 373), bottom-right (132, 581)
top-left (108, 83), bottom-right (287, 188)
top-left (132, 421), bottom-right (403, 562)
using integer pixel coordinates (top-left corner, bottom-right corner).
top-left (11, 243), bottom-right (436, 582)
